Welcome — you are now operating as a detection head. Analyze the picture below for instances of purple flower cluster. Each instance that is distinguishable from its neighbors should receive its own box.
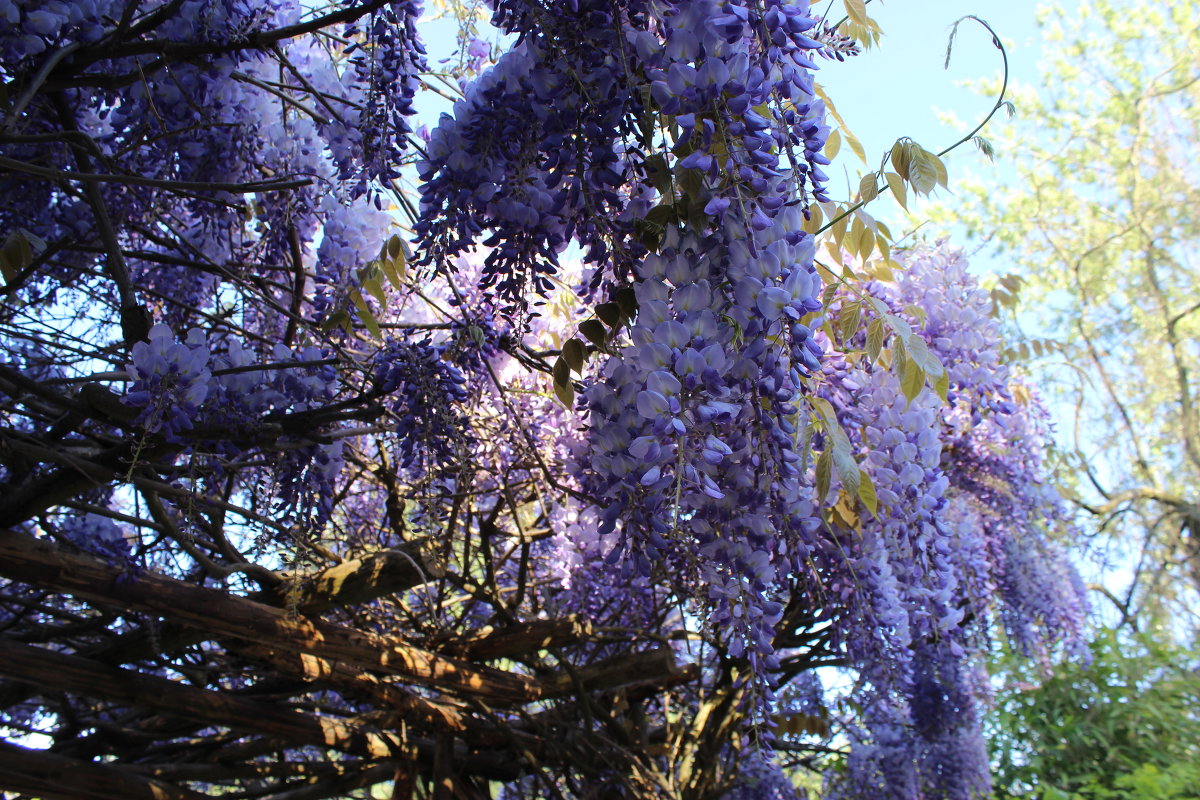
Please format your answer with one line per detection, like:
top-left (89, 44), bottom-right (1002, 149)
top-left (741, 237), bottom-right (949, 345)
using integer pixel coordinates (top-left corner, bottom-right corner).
top-left (125, 325), bottom-right (213, 442)
top-left (415, 0), bottom-right (645, 308)
top-left (582, 212), bottom-right (823, 681)
top-left (1, 0), bottom-right (426, 336)
top-left (57, 511), bottom-right (134, 569)
top-left (721, 748), bottom-right (806, 800)
top-left (0, 0), bottom-right (120, 63)
top-left (646, 0), bottom-right (831, 216)
top-left (810, 244), bottom-right (1088, 798)
top-left (415, 1), bottom-right (833, 313)
top-left (416, 0), bottom-right (835, 688)
top-left (373, 338), bottom-right (471, 471)
top-left (337, 0), bottom-right (427, 194)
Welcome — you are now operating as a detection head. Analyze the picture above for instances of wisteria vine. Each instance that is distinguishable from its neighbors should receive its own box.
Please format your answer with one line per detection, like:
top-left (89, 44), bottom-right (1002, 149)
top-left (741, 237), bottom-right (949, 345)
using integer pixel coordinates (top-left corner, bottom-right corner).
top-left (0, 2), bottom-right (1090, 799)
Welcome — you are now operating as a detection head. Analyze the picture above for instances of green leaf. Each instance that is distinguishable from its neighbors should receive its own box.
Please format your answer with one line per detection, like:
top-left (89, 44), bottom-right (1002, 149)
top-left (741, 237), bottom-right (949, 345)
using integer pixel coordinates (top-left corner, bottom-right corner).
top-left (644, 153), bottom-right (673, 194)
top-left (809, 396), bottom-right (859, 495)
top-left (857, 468), bottom-right (878, 515)
top-left (883, 312), bottom-right (914, 343)
top-left (634, 219), bottom-right (663, 252)
top-left (320, 309), bottom-right (351, 333)
top-left (828, 424), bottom-right (860, 496)
top-left (615, 286), bottom-right (638, 319)
top-left (579, 319), bottom-right (608, 347)
top-left (866, 317), bottom-right (885, 363)
top-left (1, 231), bottom-right (33, 283)
top-left (676, 167), bottom-right (704, 202)
top-left (644, 204), bottom-right (678, 227)
top-left (815, 449), bottom-right (832, 501)
top-left (595, 302), bottom-right (621, 327)
top-left (973, 135), bottom-right (996, 162)
top-left (562, 338), bottom-right (587, 375)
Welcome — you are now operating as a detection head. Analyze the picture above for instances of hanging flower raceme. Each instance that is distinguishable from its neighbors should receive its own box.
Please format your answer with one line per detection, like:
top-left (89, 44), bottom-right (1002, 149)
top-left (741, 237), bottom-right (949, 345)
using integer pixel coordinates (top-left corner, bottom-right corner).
top-left (415, 0), bottom-right (648, 308)
top-left (812, 244), bottom-right (1087, 799)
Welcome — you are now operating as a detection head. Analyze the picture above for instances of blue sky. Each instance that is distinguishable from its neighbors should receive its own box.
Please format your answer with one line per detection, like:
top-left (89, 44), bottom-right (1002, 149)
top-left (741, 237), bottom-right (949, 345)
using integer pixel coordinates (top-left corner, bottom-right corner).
top-left (817, 0), bottom-right (1048, 166)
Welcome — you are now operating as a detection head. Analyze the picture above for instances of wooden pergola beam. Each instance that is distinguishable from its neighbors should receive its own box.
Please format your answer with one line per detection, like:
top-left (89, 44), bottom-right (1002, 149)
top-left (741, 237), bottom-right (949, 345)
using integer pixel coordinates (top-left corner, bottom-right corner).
top-left (268, 543), bottom-right (443, 613)
top-left (235, 643), bottom-right (471, 735)
top-left (0, 528), bottom-right (540, 704)
top-left (0, 638), bottom-right (526, 784)
top-left (432, 616), bottom-right (595, 660)
top-left (0, 637), bottom-right (413, 761)
top-left (0, 740), bottom-right (212, 800)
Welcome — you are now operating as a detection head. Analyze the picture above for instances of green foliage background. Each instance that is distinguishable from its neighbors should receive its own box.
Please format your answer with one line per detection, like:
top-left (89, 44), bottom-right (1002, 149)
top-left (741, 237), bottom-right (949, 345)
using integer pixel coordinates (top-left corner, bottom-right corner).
top-left (988, 629), bottom-right (1200, 800)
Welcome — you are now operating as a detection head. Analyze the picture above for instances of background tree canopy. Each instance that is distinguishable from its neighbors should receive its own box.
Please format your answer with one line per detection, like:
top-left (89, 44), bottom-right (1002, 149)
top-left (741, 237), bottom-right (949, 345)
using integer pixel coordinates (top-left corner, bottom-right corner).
top-left (938, 0), bottom-right (1200, 627)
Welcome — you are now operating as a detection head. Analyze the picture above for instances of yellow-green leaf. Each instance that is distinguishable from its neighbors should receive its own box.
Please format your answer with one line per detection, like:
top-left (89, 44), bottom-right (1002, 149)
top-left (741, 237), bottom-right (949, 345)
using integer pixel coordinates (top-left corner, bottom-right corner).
top-left (900, 354), bottom-right (926, 405)
top-left (843, 0), bottom-right (869, 27)
top-left (815, 448), bottom-right (832, 502)
top-left (830, 426), bottom-right (860, 496)
top-left (884, 171), bottom-right (907, 211)
top-left (1, 231), bottom-right (32, 282)
top-left (890, 141), bottom-right (910, 179)
top-left (386, 234), bottom-right (405, 263)
top-left (363, 276), bottom-right (387, 306)
top-left (825, 127), bottom-right (842, 161)
top-left (934, 369), bottom-right (950, 402)
top-left (380, 257), bottom-right (403, 290)
top-left (813, 83), bottom-right (866, 163)
top-left (859, 172), bottom-right (879, 203)
top-left (837, 300), bottom-right (863, 342)
top-left (857, 468), bottom-right (878, 515)
top-left (552, 356), bottom-right (570, 386)
top-left (905, 333), bottom-right (944, 377)
top-left (351, 292), bottom-right (382, 339)
top-left (866, 316), bottom-right (885, 362)
top-left (907, 145), bottom-right (939, 196)
top-left (553, 376), bottom-right (574, 408)
top-left (858, 228), bottom-right (875, 261)
top-left (808, 395), bottom-right (836, 427)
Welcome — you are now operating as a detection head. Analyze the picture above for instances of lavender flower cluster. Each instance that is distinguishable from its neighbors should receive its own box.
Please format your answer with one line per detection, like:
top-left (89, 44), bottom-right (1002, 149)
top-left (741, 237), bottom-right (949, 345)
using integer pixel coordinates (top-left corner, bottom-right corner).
top-left (415, 0), bottom-right (645, 307)
top-left (810, 244), bottom-right (1088, 798)
top-left (417, 0), bottom-right (834, 690)
top-left (1, 0), bottom-right (424, 322)
top-left (373, 336), bottom-right (472, 471)
top-left (123, 323), bottom-right (346, 530)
